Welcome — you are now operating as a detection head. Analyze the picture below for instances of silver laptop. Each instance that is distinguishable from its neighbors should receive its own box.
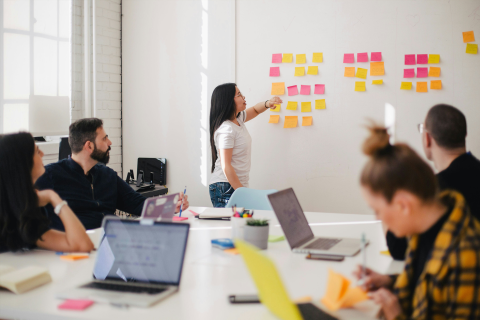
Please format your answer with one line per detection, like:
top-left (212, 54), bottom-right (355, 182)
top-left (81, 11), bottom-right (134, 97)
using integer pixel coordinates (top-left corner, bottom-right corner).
top-left (57, 216), bottom-right (189, 307)
top-left (268, 188), bottom-right (365, 256)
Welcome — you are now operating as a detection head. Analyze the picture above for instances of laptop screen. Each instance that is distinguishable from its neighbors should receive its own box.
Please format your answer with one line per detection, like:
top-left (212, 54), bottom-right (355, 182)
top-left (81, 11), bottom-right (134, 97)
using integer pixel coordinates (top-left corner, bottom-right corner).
top-left (93, 219), bottom-right (189, 286)
top-left (268, 188), bottom-right (314, 249)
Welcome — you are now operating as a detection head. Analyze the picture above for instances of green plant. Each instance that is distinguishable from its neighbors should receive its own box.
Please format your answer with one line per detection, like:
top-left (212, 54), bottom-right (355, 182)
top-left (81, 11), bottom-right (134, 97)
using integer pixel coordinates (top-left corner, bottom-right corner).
top-left (246, 219), bottom-right (269, 227)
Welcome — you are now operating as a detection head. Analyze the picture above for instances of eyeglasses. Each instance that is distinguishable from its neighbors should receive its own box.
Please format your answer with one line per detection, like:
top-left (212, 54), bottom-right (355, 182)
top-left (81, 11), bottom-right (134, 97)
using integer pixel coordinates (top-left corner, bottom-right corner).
top-left (417, 123), bottom-right (426, 133)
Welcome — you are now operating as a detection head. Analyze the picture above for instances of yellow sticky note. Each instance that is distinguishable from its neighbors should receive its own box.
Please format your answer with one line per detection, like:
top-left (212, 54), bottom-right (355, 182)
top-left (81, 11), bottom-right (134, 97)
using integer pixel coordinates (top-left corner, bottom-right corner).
top-left (312, 52), bottom-right (323, 63)
top-left (286, 101), bottom-right (298, 110)
top-left (270, 104), bottom-right (281, 112)
top-left (302, 116), bottom-right (313, 126)
top-left (429, 67), bottom-right (441, 77)
top-left (271, 82), bottom-right (285, 95)
top-left (307, 66), bottom-right (318, 75)
top-left (466, 43), bottom-right (478, 54)
top-left (282, 53), bottom-right (293, 63)
top-left (431, 80), bottom-right (442, 90)
top-left (372, 79), bottom-right (383, 85)
top-left (463, 31), bottom-right (475, 43)
top-left (296, 54), bottom-right (306, 64)
top-left (370, 62), bottom-right (385, 76)
top-left (284, 116), bottom-right (298, 128)
top-left (356, 68), bottom-right (367, 79)
top-left (315, 99), bottom-right (326, 109)
top-left (354, 81), bottom-right (366, 92)
top-left (428, 54), bottom-right (440, 64)
top-left (400, 82), bottom-right (412, 90)
top-left (344, 67), bottom-right (355, 77)
top-left (268, 115), bottom-right (280, 123)
top-left (301, 102), bottom-right (311, 112)
top-left (416, 82), bottom-right (428, 93)
top-left (294, 67), bottom-right (305, 76)
top-left (340, 286), bottom-right (369, 308)
top-left (380, 250), bottom-right (391, 256)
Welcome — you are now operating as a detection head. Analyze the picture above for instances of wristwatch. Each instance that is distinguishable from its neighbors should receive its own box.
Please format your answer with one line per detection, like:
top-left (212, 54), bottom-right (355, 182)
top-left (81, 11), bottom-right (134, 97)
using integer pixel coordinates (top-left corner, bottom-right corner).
top-left (264, 100), bottom-right (269, 108)
top-left (54, 200), bottom-right (68, 215)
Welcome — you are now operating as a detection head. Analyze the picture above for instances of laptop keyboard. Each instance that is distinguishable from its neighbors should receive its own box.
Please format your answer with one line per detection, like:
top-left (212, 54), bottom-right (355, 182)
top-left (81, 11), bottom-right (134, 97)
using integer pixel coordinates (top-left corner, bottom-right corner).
top-left (297, 303), bottom-right (338, 320)
top-left (82, 282), bottom-right (167, 295)
top-left (304, 238), bottom-right (341, 250)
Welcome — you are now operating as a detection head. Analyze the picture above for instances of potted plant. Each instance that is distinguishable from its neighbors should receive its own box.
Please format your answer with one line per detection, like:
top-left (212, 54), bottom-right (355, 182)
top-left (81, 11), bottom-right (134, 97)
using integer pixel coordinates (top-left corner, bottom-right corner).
top-left (244, 219), bottom-right (269, 250)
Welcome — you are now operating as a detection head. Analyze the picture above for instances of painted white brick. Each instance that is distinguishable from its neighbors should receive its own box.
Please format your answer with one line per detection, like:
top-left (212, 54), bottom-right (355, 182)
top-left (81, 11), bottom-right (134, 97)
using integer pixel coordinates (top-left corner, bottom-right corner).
top-left (108, 128), bottom-right (121, 138)
top-left (96, 72), bottom-right (109, 82)
top-left (109, 38), bottom-right (121, 48)
top-left (96, 16), bottom-right (110, 28)
top-left (109, 2), bottom-right (121, 13)
top-left (95, 8), bottom-right (103, 17)
top-left (102, 46), bottom-right (120, 56)
top-left (103, 27), bottom-right (121, 39)
top-left (103, 64), bottom-right (121, 74)
top-left (103, 9), bottom-right (120, 21)
top-left (96, 35), bottom-right (110, 46)
top-left (109, 138), bottom-right (121, 146)
top-left (103, 119), bottom-right (121, 128)
top-left (109, 74), bottom-right (121, 83)
top-left (107, 163), bottom-right (122, 174)
top-left (105, 82), bottom-right (121, 92)
top-left (109, 56), bottom-right (121, 65)
top-left (105, 101), bottom-right (121, 110)
top-left (110, 146), bottom-right (122, 156)
top-left (97, 0), bottom-right (111, 10)
top-left (109, 92), bottom-right (121, 101)
top-left (109, 20), bottom-right (121, 30)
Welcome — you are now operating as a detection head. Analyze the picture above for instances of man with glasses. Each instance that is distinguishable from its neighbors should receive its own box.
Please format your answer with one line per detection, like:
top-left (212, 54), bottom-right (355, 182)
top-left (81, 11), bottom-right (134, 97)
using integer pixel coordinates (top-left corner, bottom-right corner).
top-left (387, 104), bottom-right (480, 260)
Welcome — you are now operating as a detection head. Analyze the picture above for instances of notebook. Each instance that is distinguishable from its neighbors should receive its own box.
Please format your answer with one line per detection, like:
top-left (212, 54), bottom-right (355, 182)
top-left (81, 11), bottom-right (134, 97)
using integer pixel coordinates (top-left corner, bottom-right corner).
top-left (197, 208), bottom-right (232, 220)
top-left (0, 265), bottom-right (52, 294)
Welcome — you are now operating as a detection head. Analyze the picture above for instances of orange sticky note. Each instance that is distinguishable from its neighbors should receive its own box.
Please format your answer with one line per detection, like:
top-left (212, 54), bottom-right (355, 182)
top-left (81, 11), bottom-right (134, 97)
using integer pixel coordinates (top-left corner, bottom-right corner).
top-left (370, 62), bottom-right (385, 76)
top-left (416, 82), bottom-right (428, 92)
top-left (463, 31), bottom-right (475, 43)
top-left (268, 115), bottom-right (280, 123)
top-left (321, 269), bottom-right (368, 311)
top-left (224, 248), bottom-right (240, 255)
top-left (60, 255), bottom-right (89, 261)
top-left (284, 116), bottom-right (298, 128)
top-left (302, 116), bottom-right (313, 126)
top-left (271, 82), bottom-right (285, 95)
top-left (270, 104), bottom-right (281, 112)
top-left (315, 99), bottom-right (326, 109)
top-left (400, 82), bottom-right (412, 90)
top-left (429, 67), bottom-right (440, 77)
top-left (344, 67), bottom-right (355, 77)
top-left (431, 80), bottom-right (442, 90)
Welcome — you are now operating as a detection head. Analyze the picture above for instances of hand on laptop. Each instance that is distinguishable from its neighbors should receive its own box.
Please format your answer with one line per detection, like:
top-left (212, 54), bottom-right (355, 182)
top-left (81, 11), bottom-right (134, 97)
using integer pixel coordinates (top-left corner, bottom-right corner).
top-left (175, 192), bottom-right (189, 213)
top-left (352, 265), bottom-right (393, 291)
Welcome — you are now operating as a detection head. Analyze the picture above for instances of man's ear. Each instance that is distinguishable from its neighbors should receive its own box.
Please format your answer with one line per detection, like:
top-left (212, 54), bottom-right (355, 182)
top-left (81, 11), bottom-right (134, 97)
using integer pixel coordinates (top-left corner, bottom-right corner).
top-left (425, 132), bottom-right (433, 148)
top-left (83, 141), bottom-right (94, 154)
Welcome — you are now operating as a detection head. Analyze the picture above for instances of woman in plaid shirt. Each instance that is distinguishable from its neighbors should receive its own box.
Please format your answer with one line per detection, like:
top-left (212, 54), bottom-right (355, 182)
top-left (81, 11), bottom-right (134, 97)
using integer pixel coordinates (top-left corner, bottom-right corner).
top-left (354, 125), bottom-right (480, 320)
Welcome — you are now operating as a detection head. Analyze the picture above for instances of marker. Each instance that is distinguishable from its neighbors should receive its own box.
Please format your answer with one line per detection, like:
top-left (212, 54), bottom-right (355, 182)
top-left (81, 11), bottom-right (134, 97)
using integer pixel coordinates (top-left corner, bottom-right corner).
top-left (179, 186), bottom-right (187, 217)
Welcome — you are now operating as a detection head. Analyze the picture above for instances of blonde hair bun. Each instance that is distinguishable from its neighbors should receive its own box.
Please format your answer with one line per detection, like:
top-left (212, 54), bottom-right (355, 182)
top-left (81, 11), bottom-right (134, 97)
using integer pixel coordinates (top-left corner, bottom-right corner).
top-left (362, 125), bottom-right (391, 157)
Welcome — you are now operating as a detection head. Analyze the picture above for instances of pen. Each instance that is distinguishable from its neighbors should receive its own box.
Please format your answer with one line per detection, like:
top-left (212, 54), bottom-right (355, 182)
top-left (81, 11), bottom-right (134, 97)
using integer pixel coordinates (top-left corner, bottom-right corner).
top-left (179, 186), bottom-right (187, 217)
top-left (361, 233), bottom-right (366, 285)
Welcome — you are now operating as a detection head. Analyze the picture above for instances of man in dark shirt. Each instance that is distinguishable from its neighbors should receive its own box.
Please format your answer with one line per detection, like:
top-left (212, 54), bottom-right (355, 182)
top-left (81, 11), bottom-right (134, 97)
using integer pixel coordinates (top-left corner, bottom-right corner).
top-left (36, 118), bottom-right (189, 230)
top-left (387, 104), bottom-right (480, 260)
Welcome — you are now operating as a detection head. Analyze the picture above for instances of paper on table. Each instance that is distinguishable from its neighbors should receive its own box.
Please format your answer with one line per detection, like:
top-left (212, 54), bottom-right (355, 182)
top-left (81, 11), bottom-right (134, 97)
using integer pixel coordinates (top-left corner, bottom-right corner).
top-left (416, 82), bottom-right (428, 92)
top-left (282, 53), bottom-right (293, 63)
top-left (463, 31), bottom-right (475, 43)
top-left (404, 69), bottom-right (415, 78)
top-left (272, 53), bottom-right (282, 63)
top-left (400, 82), bottom-right (412, 90)
top-left (314, 84), bottom-right (325, 94)
top-left (371, 52), bottom-right (382, 61)
top-left (58, 300), bottom-right (94, 310)
top-left (405, 54), bottom-right (416, 65)
top-left (357, 52), bottom-right (368, 62)
top-left (93, 237), bottom-right (115, 280)
top-left (428, 54), bottom-right (440, 64)
top-left (307, 66), bottom-right (318, 75)
top-left (321, 269), bottom-right (368, 311)
top-left (431, 80), bottom-right (442, 90)
top-left (269, 115), bottom-right (280, 123)
top-left (268, 235), bottom-right (286, 242)
top-left (296, 54), bottom-right (306, 64)
top-left (356, 68), bottom-right (367, 79)
top-left (270, 104), bottom-right (281, 112)
top-left (466, 43), bottom-right (478, 54)
top-left (294, 67), bottom-right (305, 76)
top-left (417, 67), bottom-right (428, 78)
top-left (355, 81), bottom-right (366, 92)
top-left (315, 99), bottom-right (326, 109)
top-left (270, 67), bottom-right (280, 77)
top-left (302, 116), bottom-right (313, 126)
top-left (372, 79), bottom-right (383, 85)
top-left (343, 53), bottom-right (354, 63)
top-left (429, 67), bottom-right (440, 77)
top-left (284, 116), bottom-right (298, 128)
top-left (271, 82), bottom-right (285, 95)
top-left (370, 62), bottom-right (384, 76)
top-left (287, 85), bottom-right (298, 96)
top-left (344, 67), bottom-right (355, 77)
top-left (312, 52), bottom-right (323, 63)
top-left (286, 101), bottom-right (298, 110)
top-left (417, 54), bottom-right (428, 64)
top-left (301, 102), bottom-right (311, 112)
top-left (300, 85), bottom-right (311, 95)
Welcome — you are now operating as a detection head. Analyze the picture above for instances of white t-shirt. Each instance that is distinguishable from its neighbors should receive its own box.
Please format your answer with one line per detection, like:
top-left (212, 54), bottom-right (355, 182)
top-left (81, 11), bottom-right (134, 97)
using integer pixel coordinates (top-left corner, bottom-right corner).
top-left (210, 111), bottom-right (252, 187)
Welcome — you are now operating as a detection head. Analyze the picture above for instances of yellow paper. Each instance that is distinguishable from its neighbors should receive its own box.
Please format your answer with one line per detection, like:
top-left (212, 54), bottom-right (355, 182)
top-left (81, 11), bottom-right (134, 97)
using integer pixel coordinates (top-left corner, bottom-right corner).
top-left (271, 82), bottom-right (285, 95)
top-left (307, 66), bottom-right (318, 75)
top-left (431, 80), bottom-right (442, 90)
top-left (286, 101), bottom-right (298, 110)
top-left (294, 67), bottom-right (305, 76)
top-left (428, 54), bottom-right (440, 64)
top-left (282, 53), bottom-right (293, 63)
top-left (296, 54), bottom-right (306, 64)
top-left (270, 104), bottom-right (281, 112)
top-left (356, 68), bottom-right (367, 79)
top-left (302, 116), bottom-right (313, 126)
top-left (312, 52), bottom-right (323, 63)
top-left (284, 116), bottom-right (298, 128)
top-left (416, 82), bottom-right (428, 93)
top-left (355, 81), bottom-right (366, 92)
top-left (321, 269), bottom-right (368, 312)
top-left (400, 82), bottom-right (412, 90)
top-left (315, 99), bottom-right (326, 110)
top-left (268, 115), bottom-right (280, 123)
top-left (344, 67), bottom-right (355, 77)
top-left (370, 62), bottom-right (385, 76)
top-left (301, 102), bottom-right (311, 112)
top-left (466, 43), bottom-right (478, 54)
top-left (372, 79), bottom-right (383, 85)
top-left (463, 31), bottom-right (475, 43)
top-left (428, 67), bottom-right (441, 77)
top-left (340, 286), bottom-right (369, 308)
top-left (380, 250), bottom-right (391, 256)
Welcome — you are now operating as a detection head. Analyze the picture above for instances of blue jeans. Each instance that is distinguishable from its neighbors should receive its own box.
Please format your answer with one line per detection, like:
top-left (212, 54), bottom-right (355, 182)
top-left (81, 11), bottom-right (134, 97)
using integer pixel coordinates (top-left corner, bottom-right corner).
top-left (209, 182), bottom-right (234, 208)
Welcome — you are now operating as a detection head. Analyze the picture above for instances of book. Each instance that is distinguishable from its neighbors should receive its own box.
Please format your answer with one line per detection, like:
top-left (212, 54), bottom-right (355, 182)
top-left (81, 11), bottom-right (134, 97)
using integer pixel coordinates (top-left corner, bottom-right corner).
top-left (0, 265), bottom-right (52, 294)
top-left (198, 208), bottom-right (232, 219)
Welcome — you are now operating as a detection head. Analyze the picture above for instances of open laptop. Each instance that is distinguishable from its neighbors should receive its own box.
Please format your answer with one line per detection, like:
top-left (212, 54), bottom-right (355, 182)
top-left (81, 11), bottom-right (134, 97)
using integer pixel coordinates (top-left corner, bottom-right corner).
top-left (235, 239), bottom-right (338, 320)
top-left (268, 188), bottom-right (365, 256)
top-left (57, 216), bottom-right (189, 307)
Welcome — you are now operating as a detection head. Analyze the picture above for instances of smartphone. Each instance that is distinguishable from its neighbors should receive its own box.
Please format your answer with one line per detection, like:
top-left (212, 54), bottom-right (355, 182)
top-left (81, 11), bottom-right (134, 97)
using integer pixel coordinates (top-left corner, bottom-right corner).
top-left (228, 294), bottom-right (260, 304)
top-left (306, 253), bottom-right (344, 261)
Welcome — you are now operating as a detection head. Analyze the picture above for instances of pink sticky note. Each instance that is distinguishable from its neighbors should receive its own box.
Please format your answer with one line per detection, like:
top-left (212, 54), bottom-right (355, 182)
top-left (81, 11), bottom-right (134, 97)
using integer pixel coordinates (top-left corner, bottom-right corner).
top-left (58, 300), bottom-right (94, 310)
top-left (300, 85), bottom-right (311, 95)
top-left (272, 53), bottom-right (282, 63)
top-left (173, 216), bottom-right (188, 221)
top-left (314, 84), bottom-right (325, 94)
top-left (288, 85), bottom-right (298, 96)
top-left (417, 67), bottom-right (428, 78)
top-left (405, 54), bottom-right (416, 65)
top-left (404, 69), bottom-right (415, 78)
top-left (343, 53), bottom-right (354, 63)
top-left (371, 52), bottom-right (382, 61)
top-left (417, 54), bottom-right (428, 64)
top-left (189, 210), bottom-right (199, 216)
top-left (270, 67), bottom-right (280, 77)
top-left (357, 52), bottom-right (368, 62)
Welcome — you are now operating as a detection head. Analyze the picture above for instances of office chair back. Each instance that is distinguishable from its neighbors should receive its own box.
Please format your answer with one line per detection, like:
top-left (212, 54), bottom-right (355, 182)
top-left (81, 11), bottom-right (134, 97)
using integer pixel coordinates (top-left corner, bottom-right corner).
top-left (226, 187), bottom-right (278, 210)
top-left (58, 137), bottom-right (71, 160)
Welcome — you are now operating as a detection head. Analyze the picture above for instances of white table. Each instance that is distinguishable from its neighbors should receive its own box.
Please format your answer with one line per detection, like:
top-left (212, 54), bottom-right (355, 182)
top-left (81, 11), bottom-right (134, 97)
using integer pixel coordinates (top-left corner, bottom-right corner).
top-left (0, 207), bottom-right (404, 320)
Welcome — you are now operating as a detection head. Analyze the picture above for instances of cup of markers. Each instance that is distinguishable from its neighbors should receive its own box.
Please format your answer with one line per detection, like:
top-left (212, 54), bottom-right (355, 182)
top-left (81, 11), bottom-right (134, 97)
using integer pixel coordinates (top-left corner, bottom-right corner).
top-left (231, 205), bottom-right (254, 240)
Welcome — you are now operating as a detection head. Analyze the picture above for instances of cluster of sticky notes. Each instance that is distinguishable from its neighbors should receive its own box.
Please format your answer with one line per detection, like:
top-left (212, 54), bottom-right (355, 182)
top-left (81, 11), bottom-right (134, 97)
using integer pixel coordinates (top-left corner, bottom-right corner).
top-left (402, 54), bottom-right (442, 92)
top-left (400, 80), bottom-right (442, 91)
top-left (286, 84), bottom-right (325, 96)
top-left (463, 31), bottom-right (478, 54)
top-left (321, 269), bottom-right (368, 311)
top-left (343, 52), bottom-right (382, 63)
top-left (273, 52), bottom-right (323, 64)
top-left (405, 53), bottom-right (440, 65)
top-left (344, 52), bottom-right (384, 91)
top-left (269, 99), bottom-right (326, 114)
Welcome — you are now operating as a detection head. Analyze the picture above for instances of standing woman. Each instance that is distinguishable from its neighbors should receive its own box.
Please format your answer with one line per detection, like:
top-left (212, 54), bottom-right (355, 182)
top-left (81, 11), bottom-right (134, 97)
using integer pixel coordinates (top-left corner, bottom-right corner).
top-left (209, 83), bottom-right (282, 207)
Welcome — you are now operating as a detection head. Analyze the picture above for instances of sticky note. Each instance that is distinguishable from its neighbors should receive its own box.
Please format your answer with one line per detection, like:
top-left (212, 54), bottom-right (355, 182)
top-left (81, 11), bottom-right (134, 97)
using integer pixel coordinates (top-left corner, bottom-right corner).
top-left (354, 81), bottom-right (366, 92)
top-left (301, 102), bottom-right (311, 112)
top-left (321, 269), bottom-right (368, 312)
top-left (294, 67), bottom-right (305, 76)
top-left (312, 52), bottom-right (323, 63)
top-left (343, 53), bottom-right (354, 63)
top-left (405, 54), bottom-right (416, 65)
top-left (404, 69), bottom-right (415, 78)
top-left (268, 235), bottom-right (285, 242)
top-left (282, 53), bottom-right (293, 63)
top-left (172, 216), bottom-right (188, 221)
top-left (271, 82), bottom-right (285, 95)
top-left (296, 54), bottom-right (306, 64)
top-left (417, 54), bottom-right (428, 64)
top-left (400, 82), bottom-right (412, 90)
top-left (314, 84), bottom-right (325, 94)
top-left (268, 115), bottom-right (280, 123)
top-left (416, 82), bottom-right (428, 92)
top-left (372, 79), bottom-right (383, 85)
top-left (272, 53), bottom-right (282, 63)
top-left (357, 52), bottom-right (368, 62)
top-left (300, 85), bottom-right (311, 95)
top-left (286, 101), bottom-right (298, 110)
top-left (371, 52), bottom-right (382, 61)
top-left (60, 255), bottom-right (89, 261)
top-left (428, 54), bottom-right (440, 64)
top-left (370, 62), bottom-right (385, 76)
top-left (224, 248), bottom-right (240, 255)
top-left (431, 80), bottom-right (442, 90)
top-left (466, 43), bottom-right (478, 54)
top-left (307, 66), bottom-right (318, 75)
top-left (284, 116), bottom-right (298, 128)
top-left (270, 67), bottom-right (280, 77)
top-left (287, 85), bottom-right (298, 96)
top-left (356, 68), bottom-right (367, 79)
top-left (302, 116), bottom-right (313, 126)
top-left (315, 99), bottom-right (326, 109)
top-left (428, 67), bottom-right (440, 77)
top-left (463, 31), bottom-right (475, 43)
top-left (380, 250), bottom-right (391, 256)
top-left (58, 299), bottom-right (94, 310)
top-left (270, 104), bottom-right (281, 112)
top-left (344, 67), bottom-right (355, 77)
top-left (417, 67), bottom-right (428, 78)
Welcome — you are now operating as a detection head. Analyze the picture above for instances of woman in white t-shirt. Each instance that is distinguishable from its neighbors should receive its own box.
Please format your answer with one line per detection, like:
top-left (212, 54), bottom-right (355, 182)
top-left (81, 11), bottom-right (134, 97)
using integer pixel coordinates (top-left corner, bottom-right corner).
top-left (209, 83), bottom-right (282, 207)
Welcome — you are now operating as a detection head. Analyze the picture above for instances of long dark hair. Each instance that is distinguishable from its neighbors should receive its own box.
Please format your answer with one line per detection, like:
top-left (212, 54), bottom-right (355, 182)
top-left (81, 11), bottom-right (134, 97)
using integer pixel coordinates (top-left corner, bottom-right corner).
top-left (209, 83), bottom-right (238, 173)
top-left (0, 132), bottom-right (50, 251)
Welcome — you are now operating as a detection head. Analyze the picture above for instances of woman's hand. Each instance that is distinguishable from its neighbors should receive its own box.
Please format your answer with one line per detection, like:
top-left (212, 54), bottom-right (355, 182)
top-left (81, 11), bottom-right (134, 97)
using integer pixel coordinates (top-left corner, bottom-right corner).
top-left (370, 288), bottom-right (402, 320)
top-left (352, 265), bottom-right (393, 291)
top-left (175, 193), bottom-right (189, 213)
top-left (36, 189), bottom-right (62, 207)
top-left (266, 96), bottom-right (283, 108)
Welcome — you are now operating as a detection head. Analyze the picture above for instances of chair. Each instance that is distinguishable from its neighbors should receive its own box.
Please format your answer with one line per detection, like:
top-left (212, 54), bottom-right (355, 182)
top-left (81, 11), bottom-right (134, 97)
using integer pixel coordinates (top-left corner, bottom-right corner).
top-left (226, 187), bottom-right (278, 210)
top-left (58, 137), bottom-right (71, 160)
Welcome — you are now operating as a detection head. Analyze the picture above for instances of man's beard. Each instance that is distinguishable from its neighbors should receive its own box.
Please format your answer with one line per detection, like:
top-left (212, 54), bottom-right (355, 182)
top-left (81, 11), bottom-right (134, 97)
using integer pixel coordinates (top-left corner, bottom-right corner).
top-left (91, 144), bottom-right (111, 164)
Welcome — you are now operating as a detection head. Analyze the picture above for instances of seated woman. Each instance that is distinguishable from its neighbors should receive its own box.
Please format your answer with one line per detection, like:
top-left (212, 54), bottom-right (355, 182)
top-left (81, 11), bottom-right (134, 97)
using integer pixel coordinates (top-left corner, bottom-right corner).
top-left (0, 132), bottom-right (94, 253)
top-left (353, 125), bottom-right (480, 320)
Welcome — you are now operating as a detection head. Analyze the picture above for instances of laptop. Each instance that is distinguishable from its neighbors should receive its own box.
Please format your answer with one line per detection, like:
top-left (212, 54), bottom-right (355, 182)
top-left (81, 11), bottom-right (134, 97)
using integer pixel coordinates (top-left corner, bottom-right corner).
top-left (235, 239), bottom-right (338, 320)
top-left (57, 216), bottom-right (189, 307)
top-left (268, 188), bottom-right (365, 256)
